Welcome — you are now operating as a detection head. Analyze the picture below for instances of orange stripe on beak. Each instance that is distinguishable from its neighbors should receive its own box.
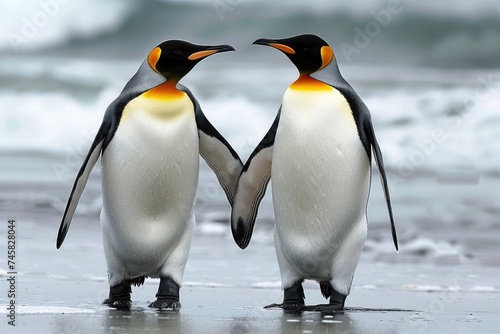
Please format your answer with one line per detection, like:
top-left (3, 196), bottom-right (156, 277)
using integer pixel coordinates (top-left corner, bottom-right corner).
top-left (148, 47), bottom-right (162, 72)
top-left (319, 46), bottom-right (334, 70)
top-left (188, 49), bottom-right (219, 61)
top-left (268, 43), bottom-right (296, 55)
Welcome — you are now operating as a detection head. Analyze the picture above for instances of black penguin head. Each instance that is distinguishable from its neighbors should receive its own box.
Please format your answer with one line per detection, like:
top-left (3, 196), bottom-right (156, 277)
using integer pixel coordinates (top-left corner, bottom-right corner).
top-left (253, 34), bottom-right (334, 75)
top-left (147, 40), bottom-right (235, 81)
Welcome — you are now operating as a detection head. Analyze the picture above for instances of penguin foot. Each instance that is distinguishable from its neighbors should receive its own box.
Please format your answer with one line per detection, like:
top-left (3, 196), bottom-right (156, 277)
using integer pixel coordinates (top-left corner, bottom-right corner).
top-left (148, 299), bottom-right (181, 311)
top-left (303, 289), bottom-right (347, 313)
top-left (264, 280), bottom-right (305, 312)
top-left (328, 289), bottom-right (347, 310)
top-left (102, 281), bottom-right (132, 310)
top-left (263, 303), bottom-right (305, 313)
top-left (263, 303), bottom-right (283, 309)
top-left (283, 280), bottom-right (305, 307)
top-left (298, 303), bottom-right (343, 314)
top-left (148, 277), bottom-right (181, 311)
top-left (103, 298), bottom-right (132, 310)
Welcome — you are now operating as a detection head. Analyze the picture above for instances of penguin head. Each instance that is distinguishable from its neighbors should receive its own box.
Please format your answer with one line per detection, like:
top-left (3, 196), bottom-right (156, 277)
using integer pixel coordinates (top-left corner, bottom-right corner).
top-left (253, 34), bottom-right (334, 75)
top-left (147, 40), bottom-right (235, 81)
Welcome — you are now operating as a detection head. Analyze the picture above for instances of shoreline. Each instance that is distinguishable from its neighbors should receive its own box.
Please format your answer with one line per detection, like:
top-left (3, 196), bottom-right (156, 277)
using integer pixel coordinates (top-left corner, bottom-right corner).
top-left (1, 195), bottom-right (499, 333)
top-left (0, 285), bottom-right (496, 333)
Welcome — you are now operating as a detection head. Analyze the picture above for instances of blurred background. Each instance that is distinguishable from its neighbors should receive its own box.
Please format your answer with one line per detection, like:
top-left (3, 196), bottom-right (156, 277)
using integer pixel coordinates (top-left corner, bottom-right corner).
top-left (1, 0), bottom-right (499, 265)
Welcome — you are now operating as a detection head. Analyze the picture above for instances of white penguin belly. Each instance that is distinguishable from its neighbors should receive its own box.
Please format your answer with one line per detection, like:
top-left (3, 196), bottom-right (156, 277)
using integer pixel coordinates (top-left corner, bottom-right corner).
top-left (272, 88), bottom-right (370, 279)
top-left (100, 95), bottom-right (199, 274)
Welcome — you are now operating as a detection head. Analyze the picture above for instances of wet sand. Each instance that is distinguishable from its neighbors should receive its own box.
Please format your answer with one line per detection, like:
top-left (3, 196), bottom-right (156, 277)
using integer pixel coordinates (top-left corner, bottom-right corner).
top-left (1, 212), bottom-right (499, 333)
top-left (1, 287), bottom-right (498, 334)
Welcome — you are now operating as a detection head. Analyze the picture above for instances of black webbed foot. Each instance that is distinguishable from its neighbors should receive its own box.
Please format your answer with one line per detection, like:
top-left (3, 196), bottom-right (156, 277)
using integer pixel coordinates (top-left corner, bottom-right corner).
top-left (264, 280), bottom-right (305, 313)
top-left (304, 287), bottom-right (347, 314)
top-left (329, 288), bottom-right (347, 309)
top-left (148, 277), bottom-right (181, 311)
top-left (102, 280), bottom-right (132, 310)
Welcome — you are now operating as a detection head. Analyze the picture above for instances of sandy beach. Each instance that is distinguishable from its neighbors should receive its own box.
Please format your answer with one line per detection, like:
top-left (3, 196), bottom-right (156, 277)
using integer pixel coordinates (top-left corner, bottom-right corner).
top-left (1, 208), bottom-right (499, 334)
top-left (2, 287), bottom-right (498, 334)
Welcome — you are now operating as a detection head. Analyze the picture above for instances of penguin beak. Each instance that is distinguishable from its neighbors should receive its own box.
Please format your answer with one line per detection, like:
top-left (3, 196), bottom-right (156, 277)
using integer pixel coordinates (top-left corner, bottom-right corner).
top-left (253, 38), bottom-right (296, 55)
top-left (188, 44), bottom-right (235, 61)
top-left (253, 38), bottom-right (276, 46)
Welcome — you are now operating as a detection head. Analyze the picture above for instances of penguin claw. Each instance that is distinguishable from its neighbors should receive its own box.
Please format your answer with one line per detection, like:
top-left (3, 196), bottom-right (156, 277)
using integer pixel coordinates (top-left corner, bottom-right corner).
top-left (102, 298), bottom-right (132, 311)
top-left (148, 299), bottom-right (181, 311)
top-left (149, 277), bottom-right (181, 311)
top-left (303, 303), bottom-right (344, 314)
top-left (264, 303), bottom-right (283, 309)
top-left (265, 302), bottom-right (344, 314)
top-left (264, 303), bottom-right (305, 313)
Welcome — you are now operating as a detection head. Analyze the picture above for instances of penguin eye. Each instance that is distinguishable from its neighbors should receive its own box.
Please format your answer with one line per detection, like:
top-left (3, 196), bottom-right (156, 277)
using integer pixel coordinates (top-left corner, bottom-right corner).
top-left (174, 50), bottom-right (184, 56)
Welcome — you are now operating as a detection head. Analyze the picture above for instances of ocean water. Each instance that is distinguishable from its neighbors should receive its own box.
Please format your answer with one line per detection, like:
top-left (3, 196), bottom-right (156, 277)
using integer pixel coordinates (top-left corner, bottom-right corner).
top-left (1, 0), bottom-right (500, 265)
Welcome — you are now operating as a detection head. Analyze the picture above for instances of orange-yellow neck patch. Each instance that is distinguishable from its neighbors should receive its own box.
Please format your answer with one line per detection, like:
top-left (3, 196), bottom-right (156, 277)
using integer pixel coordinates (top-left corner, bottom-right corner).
top-left (289, 75), bottom-right (333, 92)
top-left (142, 81), bottom-right (186, 101)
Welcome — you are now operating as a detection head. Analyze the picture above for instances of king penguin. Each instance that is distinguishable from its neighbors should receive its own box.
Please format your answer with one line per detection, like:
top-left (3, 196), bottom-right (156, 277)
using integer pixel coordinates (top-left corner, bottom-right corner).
top-left (56, 40), bottom-right (242, 310)
top-left (231, 34), bottom-right (398, 312)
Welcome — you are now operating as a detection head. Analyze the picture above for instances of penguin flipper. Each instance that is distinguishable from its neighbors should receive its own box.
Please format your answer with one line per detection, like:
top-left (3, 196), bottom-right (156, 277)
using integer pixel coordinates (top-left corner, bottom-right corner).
top-left (197, 113), bottom-right (243, 206)
top-left (56, 121), bottom-right (109, 249)
top-left (231, 110), bottom-right (280, 249)
top-left (364, 119), bottom-right (399, 251)
top-left (180, 86), bottom-right (243, 205)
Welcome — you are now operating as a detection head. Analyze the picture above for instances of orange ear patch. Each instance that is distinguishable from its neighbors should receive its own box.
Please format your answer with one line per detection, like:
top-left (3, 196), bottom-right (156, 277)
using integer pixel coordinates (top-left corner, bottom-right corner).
top-left (148, 47), bottom-right (162, 72)
top-left (319, 46), bottom-right (334, 70)
top-left (269, 43), bottom-right (296, 55)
